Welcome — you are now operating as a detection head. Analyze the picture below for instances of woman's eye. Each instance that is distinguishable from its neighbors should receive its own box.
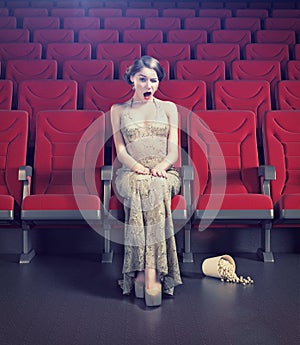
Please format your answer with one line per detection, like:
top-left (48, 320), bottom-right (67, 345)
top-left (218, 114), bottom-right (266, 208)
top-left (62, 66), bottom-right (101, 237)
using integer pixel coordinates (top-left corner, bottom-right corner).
top-left (139, 77), bottom-right (146, 82)
top-left (151, 79), bottom-right (158, 83)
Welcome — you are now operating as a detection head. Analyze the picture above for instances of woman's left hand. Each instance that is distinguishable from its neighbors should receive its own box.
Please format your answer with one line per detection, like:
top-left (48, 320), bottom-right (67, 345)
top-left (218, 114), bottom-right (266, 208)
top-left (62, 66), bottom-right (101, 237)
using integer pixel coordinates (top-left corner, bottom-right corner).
top-left (151, 168), bottom-right (167, 179)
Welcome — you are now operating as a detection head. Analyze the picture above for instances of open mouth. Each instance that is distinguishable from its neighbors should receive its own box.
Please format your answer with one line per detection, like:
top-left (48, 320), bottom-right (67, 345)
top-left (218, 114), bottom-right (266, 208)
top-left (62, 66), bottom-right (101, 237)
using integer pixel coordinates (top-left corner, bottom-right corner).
top-left (143, 91), bottom-right (152, 99)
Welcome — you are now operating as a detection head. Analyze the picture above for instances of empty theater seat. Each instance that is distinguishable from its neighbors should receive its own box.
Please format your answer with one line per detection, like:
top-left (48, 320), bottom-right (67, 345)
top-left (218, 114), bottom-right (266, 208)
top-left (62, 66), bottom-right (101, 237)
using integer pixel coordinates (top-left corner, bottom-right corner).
top-left (123, 29), bottom-right (163, 53)
top-left (0, 110), bottom-right (28, 223)
top-left (0, 17), bottom-right (17, 29)
top-left (144, 17), bottom-right (181, 33)
top-left (276, 80), bottom-right (300, 110)
top-left (262, 110), bottom-right (300, 226)
top-left (287, 60), bottom-right (300, 79)
top-left (255, 30), bottom-right (296, 45)
top-left (211, 30), bottom-right (251, 51)
top-left (224, 17), bottom-right (261, 33)
top-left (0, 80), bottom-right (13, 110)
top-left (19, 110), bottom-right (105, 263)
top-left (184, 110), bottom-right (274, 262)
top-left (184, 17), bottom-right (221, 35)
top-left (23, 16), bottom-right (60, 30)
top-left (0, 29), bottom-right (29, 43)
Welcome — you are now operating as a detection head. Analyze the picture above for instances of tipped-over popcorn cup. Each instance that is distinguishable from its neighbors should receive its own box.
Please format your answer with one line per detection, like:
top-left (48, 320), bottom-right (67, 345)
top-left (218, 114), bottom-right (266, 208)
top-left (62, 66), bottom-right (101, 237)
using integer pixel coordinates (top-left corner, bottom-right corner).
top-left (202, 254), bottom-right (236, 279)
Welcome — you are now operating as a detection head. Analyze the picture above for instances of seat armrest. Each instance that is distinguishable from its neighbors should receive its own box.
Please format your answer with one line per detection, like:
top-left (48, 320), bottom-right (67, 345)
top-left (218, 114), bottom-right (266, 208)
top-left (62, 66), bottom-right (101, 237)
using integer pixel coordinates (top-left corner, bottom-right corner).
top-left (18, 166), bottom-right (32, 199)
top-left (101, 165), bottom-right (113, 213)
top-left (179, 165), bottom-right (194, 215)
top-left (258, 165), bottom-right (276, 197)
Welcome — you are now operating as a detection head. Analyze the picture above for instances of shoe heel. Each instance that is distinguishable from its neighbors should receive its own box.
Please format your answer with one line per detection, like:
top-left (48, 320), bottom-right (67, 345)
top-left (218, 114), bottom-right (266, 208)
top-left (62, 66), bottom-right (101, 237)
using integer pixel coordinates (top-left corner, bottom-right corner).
top-left (145, 285), bottom-right (162, 307)
top-left (134, 281), bottom-right (144, 299)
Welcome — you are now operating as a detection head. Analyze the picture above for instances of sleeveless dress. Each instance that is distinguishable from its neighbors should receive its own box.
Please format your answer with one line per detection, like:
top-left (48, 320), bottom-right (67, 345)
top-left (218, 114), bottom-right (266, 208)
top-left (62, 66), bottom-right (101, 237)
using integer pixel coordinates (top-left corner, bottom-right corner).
top-left (115, 99), bottom-right (182, 296)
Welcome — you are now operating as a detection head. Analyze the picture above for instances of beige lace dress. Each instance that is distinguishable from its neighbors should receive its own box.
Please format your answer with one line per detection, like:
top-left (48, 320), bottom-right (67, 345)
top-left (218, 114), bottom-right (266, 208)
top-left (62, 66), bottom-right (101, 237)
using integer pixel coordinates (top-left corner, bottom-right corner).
top-left (115, 99), bottom-right (182, 296)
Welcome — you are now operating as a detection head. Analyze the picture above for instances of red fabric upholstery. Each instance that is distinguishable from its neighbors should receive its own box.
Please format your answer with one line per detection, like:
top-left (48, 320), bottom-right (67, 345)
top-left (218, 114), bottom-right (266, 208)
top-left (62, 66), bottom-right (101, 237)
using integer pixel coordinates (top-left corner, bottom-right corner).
top-left (96, 43), bottom-right (141, 78)
top-left (123, 29), bottom-right (163, 52)
top-left (87, 8), bottom-right (122, 18)
top-left (0, 18), bottom-right (16, 30)
top-left (264, 17), bottom-right (300, 32)
top-left (125, 8), bottom-right (158, 17)
top-left (195, 43), bottom-right (240, 76)
top-left (33, 29), bottom-right (74, 46)
top-left (271, 9), bottom-right (300, 17)
top-left (63, 16), bottom-right (100, 33)
top-left (189, 110), bottom-right (273, 218)
top-left (287, 61), bottom-right (300, 80)
top-left (184, 17), bottom-right (221, 32)
top-left (255, 30), bottom-right (296, 45)
top-left (63, 59), bottom-right (113, 108)
top-left (224, 17), bottom-right (261, 32)
top-left (23, 17), bottom-right (60, 30)
top-left (103, 17), bottom-right (141, 31)
top-left (198, 9), bottom-right (232, 17)
top-left (56, 0), bottom-right (80, 8)
top-left (295, 44), bottom-right (300, 60)
top-left (162, 8), bottom-right (196, 18)
top-left (276, 81), bottom-right (300, 110)
top-left (0, 29), bottom-right (29, 43)
top-left (167, 29), bottom-right (207, 55)
top-left (263, 110), bottom-right (300, 221)
top-left (235, 9), bottom-right (269, 18)
top-left (46, 42), bottom-right (91, 77)
top-left (144, 17), bottom-right (181, 32)
top-left (146, 43), bottom-right (190, 78)
top-left (21, 110), bottom-right (104, 217)
top-left (51, 8), bottom-right (85, 18)
top-left (0, 80), bottom-right (13, 110)
top-left (213, 80), bottom-right (271, 145)
top-left (0, 110), bottom-right (28, 220)
top-left (211, 30), bottom-right (251, 50)
top-left (175, 60), bottom-right (225, 109)
top-left (18, 80), bottom-right (77, 151)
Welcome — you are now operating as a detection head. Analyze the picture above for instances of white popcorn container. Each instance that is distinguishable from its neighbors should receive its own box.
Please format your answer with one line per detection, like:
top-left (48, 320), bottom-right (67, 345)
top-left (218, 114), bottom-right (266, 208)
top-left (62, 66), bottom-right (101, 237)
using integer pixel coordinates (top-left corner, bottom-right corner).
top-left (202, 254), bottom-right (236, 279)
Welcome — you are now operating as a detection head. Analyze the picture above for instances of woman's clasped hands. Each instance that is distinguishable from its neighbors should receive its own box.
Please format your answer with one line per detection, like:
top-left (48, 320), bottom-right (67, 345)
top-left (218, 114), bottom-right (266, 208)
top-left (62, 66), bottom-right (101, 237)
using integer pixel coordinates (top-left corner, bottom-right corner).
top-left (132, 162), bottom-right (167, 179)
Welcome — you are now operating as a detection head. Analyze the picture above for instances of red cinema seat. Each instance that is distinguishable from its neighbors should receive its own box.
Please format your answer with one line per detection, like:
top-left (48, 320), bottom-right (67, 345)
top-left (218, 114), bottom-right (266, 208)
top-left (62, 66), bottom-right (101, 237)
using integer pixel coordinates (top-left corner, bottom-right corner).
top-left (78, 29), bottom-right (119, 57)
top-left (161, 8), bottom-right (196, 18)
top-left (0, 110), bottom-right (28, 223)
top-left (0, 8), bottom-right (9, 16)
top-left (30, 1), bottom-right (54, 8)
top-left (50, 8), bottom-right (85, 18)
top-left (295, 44), bottom-right (300, 59)
top-left (272, 2), bottom-right (296, 9)
top-left (0, 80), bottom-right (13, 110)
top-left (6, 59), bottom-right (57, 108)
top-left (287, 60), bottom-right (300, 80)
top-left (46, 42), bottom-right (91, 77)
top-left (103, 17), bottom-right (141, 32)
top-left (197, 9), bottom-right (232, 18)
top-left (63, 16), bottom-right (101, 36)
top-left (211, 30), bottom-right (251, 51)
top-left (105, 0), bottom-right (127, 9)
top-left (271, 9), bottom-right (300, 17)
top-left (175, 60), bottom-right (225, 109)
top-left (248, 1), bottom-right (272, 9)
top-left (231, 60), bottom-right (281, 108)
top-left (0, 43), bottom-right (42, 77)
top-left (155, 80), bottom-right (206, 151)
top-left (184, 17), bottom-right (221, 34)
top-left (152, 1), bottom-right (176, 10)
top-left (87, 8), bottom-right (122, 18)
top-left (96, 43), bottom-right (141, 78)
top-left (177, 1), bottom-right (200, 9)
top-left (123, 29), bottom-right (163, 53)
top-left (83, 80), bottom-right (133, 146)
top-left (262, 110), bottom-right (300, 226)
top-left (56, 0), bottom-right (80, 7)
top-left (17, 80), bottom-right (77, 156)
top-left (224, 17), bottom-right (261, 33)
top-left (19, 110), bottom-right (105, 263)
top-left (0, 17), bottom-right (16, 29)
top-left (23, 17), bottom-right (60, 30)
top-left (235, 9), bottom-right (269, 19)
top-left (125, 8), bottom-right (159, 18)
top-left (80, 0), bottom-right (103, 9)
top-left (13, 7), bottom-right (48, 27)
top-left (184, 110), bottom-right (274, 262)
top-left (213, 80), bottom-right (271, 147)
top-left (127, 2), bottom-right (152, 9)
top-left (167, 29), bottom-right (207, 57)
top-left (264, 18), bottom-right (300, 33)
top-left (63, 59), bottom-right (114, 109)
top-left (144, 17), bottom-right (181, 33)
top-left (146, 43), bottom-right (190, 78)
top-left (245, 43), bottom-right (290, 76)
top-left (255, 30), bottom-right (296, 45)
top-left (195, 43), bottom-right (240, 77)
top-left (276, 80), bottom-right (300, 110)
top-left (0, 29), bottom-right (29, 43)
top-left (119, 59), bottom-right (170, 80)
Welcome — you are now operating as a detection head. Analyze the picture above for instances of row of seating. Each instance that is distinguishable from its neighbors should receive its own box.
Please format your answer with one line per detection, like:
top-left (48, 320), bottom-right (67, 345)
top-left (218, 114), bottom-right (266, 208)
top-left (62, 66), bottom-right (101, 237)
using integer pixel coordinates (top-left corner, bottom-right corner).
top-left (2, 0), bottom-right (300, 11)
top-left (2, 6), bottom-right (300, 18)
top-left (1, 109), bottom-right (299, 263)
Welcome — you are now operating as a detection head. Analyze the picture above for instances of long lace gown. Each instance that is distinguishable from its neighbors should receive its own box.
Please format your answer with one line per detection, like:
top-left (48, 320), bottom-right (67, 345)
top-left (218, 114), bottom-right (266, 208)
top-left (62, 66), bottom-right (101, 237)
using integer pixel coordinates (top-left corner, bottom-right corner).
top-left (115, 99), bottom-right (182, 296)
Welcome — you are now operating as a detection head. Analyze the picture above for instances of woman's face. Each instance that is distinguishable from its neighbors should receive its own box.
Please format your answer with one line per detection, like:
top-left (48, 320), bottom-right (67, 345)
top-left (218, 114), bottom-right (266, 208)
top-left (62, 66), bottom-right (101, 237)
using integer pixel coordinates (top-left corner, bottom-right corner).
top-left (130, 67), bottom-right (159, 102)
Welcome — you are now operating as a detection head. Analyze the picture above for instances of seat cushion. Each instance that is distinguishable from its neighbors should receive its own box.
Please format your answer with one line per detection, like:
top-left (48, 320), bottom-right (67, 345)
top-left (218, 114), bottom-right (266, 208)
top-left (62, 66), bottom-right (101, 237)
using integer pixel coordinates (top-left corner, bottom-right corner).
top-left (0, 195), bottom-right (14, 211)
top-left (276, 194), bottom-right (300, 220)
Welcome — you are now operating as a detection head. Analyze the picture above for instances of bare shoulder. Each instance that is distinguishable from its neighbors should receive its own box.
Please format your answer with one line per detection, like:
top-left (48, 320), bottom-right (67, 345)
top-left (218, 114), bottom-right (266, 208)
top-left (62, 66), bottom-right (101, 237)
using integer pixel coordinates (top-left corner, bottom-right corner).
top-left (110, 101), bottom-right (129, 114)
top-left (156, 99), bottom-right (177, 114)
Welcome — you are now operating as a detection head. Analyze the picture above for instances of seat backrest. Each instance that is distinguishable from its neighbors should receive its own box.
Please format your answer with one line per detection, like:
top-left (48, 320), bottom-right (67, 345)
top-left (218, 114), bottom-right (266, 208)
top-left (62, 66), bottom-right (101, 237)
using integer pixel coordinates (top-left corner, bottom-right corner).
top-left (175, 60), bottom-right (225, 109)
top-left (0, 43), bottom-right (42, 75)
top-left (295, 44), bottom-right (300, 60)
top-left (125, 8), bottom-right (159, 18)
top-left (235, 8), bottom-right (269, 18)
top-left (50, 8), bottom-right (85, 18)
top-left (231, 60), bottom-right (281, 107)
top-left (63, 17), bottom-right (101, 33)
top-left (0, 17), bottom-right (17, 29)
top-left (211, 30), bottom-right (251, 50)
top-left (33, 29), bottom-right (74, 46)
top-left (276, 80), bottom-right (300, 110)
top-left (198, 8), bottom-right (232, 18)
top-left (271, 9), bottom-right (300, 17)
top-left (0, 80), bottom-right (13, 110)
top-left (56, 0), bottom-right (80, 7)
top-left (264, 17), bottom-right (300, 31)
top-left (87, 8), bottom-right (122, 18)
top-left (167, 29), bottom-right (207, 56)
top-left (0, 110), bottom-right (28, 209)
top-left (18, 80), bottom-right (77, 151)
top-left (224, 17), bottom-right (261, 32)
top-left (144, 17), bottom-right (181, 32)
top-left (96, 43), bottom-right (141, 78)
top-left (162, 8), bottom-right (196, 18)
top-left (213, 80), bottom-right (271, 143)
top-left (255, 30), bottom-right (296, 45)
top-left (195, 43), bottom-right (240, 77)
top-left (46, 42), bottom-right (91, 77)
top-left (146, 43), bottom-right (190, 78)
top-left (32, 110), bottom-right (105, 197)
top-left (263, 110), bottom-right (300, 204)
top-left (189, 110), bottom-right (260, 200)
top-left (63, 59), bottom-right (114, 108)
top-left (103, 17), bottom-right (141, 31)
top-left (287, 60), bottom-right (300, 80)
top-left (123, 29), bottom-right (163, 52)
top-left (0, 29), bottom-right (29, 43)
top-left (23, 16), bottom-right (60, 30)
top-left (184, 17), bottom-right (221, 32)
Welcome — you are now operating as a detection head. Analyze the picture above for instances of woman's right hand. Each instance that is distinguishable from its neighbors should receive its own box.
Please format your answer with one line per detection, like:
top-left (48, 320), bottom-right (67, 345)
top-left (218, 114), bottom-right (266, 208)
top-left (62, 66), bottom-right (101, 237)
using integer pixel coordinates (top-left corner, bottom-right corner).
top-left (132, 163), bottom-right (150, 175)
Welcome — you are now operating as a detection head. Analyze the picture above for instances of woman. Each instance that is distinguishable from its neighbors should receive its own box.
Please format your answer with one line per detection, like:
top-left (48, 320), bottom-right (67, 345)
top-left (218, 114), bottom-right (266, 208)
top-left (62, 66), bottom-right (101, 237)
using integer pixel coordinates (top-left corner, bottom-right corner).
top-left (110, 56), bottom-right (182, 307)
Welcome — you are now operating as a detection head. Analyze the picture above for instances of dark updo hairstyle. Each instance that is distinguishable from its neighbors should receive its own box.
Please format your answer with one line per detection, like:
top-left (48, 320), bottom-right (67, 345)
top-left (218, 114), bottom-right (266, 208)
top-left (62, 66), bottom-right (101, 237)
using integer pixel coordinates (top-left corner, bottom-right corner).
top-left (124, 55), bottom-right (166, 85)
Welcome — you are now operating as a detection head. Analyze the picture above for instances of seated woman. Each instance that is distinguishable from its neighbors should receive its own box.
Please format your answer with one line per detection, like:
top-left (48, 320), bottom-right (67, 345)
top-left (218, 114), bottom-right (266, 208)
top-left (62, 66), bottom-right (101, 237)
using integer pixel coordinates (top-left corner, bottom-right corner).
top-left (110, 56), bottom-right (182, 307)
